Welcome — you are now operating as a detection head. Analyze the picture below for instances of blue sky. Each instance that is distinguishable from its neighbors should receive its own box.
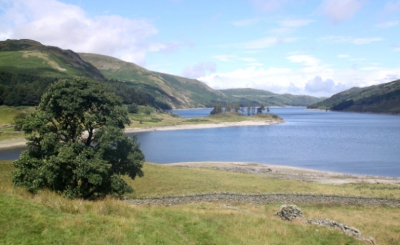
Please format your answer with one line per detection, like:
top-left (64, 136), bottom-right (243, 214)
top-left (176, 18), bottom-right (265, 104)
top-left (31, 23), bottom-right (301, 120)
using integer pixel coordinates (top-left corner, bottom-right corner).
top-left (1, 0), bottom-right (400, 97)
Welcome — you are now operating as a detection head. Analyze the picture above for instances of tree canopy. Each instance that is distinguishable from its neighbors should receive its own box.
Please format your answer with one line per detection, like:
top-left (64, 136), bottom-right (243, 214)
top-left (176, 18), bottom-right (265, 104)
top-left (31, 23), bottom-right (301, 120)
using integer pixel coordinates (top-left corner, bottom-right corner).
top-left (12, 78), bottom-right (144, 199)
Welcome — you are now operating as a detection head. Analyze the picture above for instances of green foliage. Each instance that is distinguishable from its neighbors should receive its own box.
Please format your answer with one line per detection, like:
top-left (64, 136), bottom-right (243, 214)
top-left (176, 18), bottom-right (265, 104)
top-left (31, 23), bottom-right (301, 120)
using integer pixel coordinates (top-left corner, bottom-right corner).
top-left (12, 78), bottom-right (144, 199)
top-left (127, 103), bottom-right (138, 114)
top-left (220, 88), bottom-right (323, 107)
top-left (210, 104), bottom-right (223, 114)
top-left (13, 112), bottom-right (28, 131)
top-left (308, 79), bottom-right (400, 114)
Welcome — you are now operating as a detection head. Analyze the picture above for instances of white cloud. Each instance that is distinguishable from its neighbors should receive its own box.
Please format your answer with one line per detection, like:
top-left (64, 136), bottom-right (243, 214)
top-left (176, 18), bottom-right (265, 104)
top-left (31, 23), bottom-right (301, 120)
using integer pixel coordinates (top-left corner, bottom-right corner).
top-left (269, 18), bottom-right (313, 34)
top-left (286, 54), bottom-right (324, 72)
top-left (279, 19), bottom-right (313, 28)
top-left (305, 76), bottom-right (348, 94)
top-left (338, 54), bottom-right (350, 58)
top-left (393, 45), bottom-right (400, 51)
top-left (0, 0), bottom-right (184, 65)
top-left (248, 0), bottom-right (289, 12)
top-left (318, 36), bottom-right (383, 45)
top-left (241, 36), bottom-right (298, 49)
top-left (199, 59), bottom-right (400, 97)
top-left (319, 0), bottom-right (364, 24)
top-left (232, 18), bottom-right (260, 27)
top-left (181, 62), bottom-right (216, 79)
top-left (375, 21), bottom-right (399, 28)
top-left (212, 55), bottom-right (236, 62)
top-left (287, 55), bottom-right (320, 67)
top-left (385, 1), bottom-right (400, 13)
top-left (240, 58), bottom-right (257, 62)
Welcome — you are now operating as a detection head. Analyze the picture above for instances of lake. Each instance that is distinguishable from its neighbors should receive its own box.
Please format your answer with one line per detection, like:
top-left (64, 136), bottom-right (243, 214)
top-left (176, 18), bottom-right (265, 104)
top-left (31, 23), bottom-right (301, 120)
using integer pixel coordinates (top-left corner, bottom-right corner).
top-left (135, 107), bottom-right (400, 177)
top-left (2, 107), bottom-right (400, 177)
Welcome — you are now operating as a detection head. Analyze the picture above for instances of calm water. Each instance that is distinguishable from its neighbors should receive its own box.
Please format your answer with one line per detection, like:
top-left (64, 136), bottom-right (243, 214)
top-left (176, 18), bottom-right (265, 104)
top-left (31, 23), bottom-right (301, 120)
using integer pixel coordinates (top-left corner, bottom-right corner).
top-left (2, 108), bottom-right (400, 177)
top-left (134, 107), bottom-right (400, 177)
top-left (168, 108), bottom-right (213, 118)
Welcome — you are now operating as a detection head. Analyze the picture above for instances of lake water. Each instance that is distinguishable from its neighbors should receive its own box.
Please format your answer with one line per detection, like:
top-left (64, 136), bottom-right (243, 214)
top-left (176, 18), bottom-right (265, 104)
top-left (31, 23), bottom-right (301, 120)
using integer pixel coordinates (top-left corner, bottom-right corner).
top-left (2, 107), bottom-right (400, 177)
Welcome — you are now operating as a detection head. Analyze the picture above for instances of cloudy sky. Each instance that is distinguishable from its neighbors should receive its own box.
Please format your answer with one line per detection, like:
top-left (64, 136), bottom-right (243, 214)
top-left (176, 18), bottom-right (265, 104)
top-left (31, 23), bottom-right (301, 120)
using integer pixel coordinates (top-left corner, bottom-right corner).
top-left (1, 0), bottom-right (400, 97)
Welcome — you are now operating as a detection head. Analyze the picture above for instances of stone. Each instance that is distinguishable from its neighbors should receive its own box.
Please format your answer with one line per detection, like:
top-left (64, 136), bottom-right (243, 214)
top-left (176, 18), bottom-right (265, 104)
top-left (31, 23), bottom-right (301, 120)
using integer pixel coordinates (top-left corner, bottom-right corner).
top-left (276, 204), bottom-right (305, 221)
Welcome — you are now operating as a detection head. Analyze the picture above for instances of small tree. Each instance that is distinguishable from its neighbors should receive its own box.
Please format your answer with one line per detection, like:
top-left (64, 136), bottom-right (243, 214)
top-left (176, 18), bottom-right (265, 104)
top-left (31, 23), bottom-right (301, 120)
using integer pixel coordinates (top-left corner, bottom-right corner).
top-left (127, 103), bottom-right (138, 114)
top-left (12, 78), bottom-right (144, 199)
top-left (210, 103), bottom-right (223, 115)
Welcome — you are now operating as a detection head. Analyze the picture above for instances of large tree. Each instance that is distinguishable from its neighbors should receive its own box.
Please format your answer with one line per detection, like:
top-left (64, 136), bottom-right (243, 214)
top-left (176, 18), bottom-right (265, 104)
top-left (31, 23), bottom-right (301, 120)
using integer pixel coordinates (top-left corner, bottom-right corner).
top-left (12, 78), bottom-right (144, 199)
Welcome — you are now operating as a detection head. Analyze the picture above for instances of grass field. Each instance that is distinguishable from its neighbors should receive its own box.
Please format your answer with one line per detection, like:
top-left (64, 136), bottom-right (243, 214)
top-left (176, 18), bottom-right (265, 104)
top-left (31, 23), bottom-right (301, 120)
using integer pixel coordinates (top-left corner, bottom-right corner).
top-left (1, 160), bottom-right (399, 244)
top-left (0, 106), bottom-right (34, 141)
top-left (126, 106), bottom-right (280, 129)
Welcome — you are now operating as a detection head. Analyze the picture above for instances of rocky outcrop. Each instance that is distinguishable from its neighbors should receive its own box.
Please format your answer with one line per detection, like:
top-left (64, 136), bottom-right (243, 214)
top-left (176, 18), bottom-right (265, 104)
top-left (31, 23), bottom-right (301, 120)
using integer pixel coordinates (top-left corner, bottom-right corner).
top-left (276, 204), bottom-right (377, 244)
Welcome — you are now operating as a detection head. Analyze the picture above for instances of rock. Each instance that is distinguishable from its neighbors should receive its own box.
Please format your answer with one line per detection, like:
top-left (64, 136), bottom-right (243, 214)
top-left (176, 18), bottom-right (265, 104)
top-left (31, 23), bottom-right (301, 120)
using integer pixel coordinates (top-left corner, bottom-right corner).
top-left (276, 204), bottom-right (305, 221)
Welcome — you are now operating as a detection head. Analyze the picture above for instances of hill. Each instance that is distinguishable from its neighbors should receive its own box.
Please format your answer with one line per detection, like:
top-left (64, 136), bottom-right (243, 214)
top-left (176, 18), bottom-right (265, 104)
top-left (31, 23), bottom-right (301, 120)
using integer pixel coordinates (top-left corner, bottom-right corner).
top-left (0, 39), bottom-right (322, 109)
top-left (0, 39), bottom-right (104, 80)
top-left (80, 53), bottom-right (323, 108)
top-left (220, 88), bottom-right (323, 106)
top-left (307, 79), bottom-right (400, 114)
top-left (79, 53), bottom-right (227, 109)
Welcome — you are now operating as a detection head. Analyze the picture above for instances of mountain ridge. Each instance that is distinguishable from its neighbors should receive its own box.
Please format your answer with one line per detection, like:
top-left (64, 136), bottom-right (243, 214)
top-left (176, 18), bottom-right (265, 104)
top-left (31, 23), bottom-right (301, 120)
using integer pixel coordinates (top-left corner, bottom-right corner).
top-left (0, 39), bottom-right (322, 109)
top-left (307, 79), bottom-right (400, 114)
top-left (0, 39), bottom-right (104, 80)
top-left (79, 52), bottom-right (323, 108)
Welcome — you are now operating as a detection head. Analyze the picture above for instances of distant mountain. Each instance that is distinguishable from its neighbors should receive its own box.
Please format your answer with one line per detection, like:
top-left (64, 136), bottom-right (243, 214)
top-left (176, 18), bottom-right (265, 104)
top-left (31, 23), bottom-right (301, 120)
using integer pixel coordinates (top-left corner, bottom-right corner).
top-left (79, 53), bottom-right (227, 109)
top-left (220, 88), bottom-right (323, 106)
top-left (80, 53), bottom-right (322, 108)
top-left (307, 79), bottom-right (400, 114)
top-left (0, 39), bottom-right (323, 109)
top-left (0, 39), bottom-right (104, 80)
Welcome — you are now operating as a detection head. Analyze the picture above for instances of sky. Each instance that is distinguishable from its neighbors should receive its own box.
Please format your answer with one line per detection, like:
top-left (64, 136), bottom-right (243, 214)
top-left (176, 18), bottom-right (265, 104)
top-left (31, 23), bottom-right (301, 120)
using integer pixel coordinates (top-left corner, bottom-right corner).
top-left (1, 0), bottom-right (400, 97)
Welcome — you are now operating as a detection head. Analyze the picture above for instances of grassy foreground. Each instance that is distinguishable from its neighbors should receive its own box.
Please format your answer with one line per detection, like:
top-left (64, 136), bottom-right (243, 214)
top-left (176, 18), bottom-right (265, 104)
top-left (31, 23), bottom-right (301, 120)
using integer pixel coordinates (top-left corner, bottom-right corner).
top-left (1, 161), bottom-right (400, 244)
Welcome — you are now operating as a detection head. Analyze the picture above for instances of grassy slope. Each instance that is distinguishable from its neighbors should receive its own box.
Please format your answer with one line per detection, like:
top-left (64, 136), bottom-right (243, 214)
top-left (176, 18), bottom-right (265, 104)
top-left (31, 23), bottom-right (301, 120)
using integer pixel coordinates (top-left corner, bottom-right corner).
top-left (5, 160), bottom-right (400, 244)
top-left (79, 53), bottom-right (227, 109)
top-left (0, 106), bottom-right (34, 141)
top-left (308, 79), bottom-right (400, 114)
top-left (79, 53), bottom-right (323, 109)
top-left (0, 39), bottom-right (104, 80)
top-left (219, 88), bottom-right (323, 106)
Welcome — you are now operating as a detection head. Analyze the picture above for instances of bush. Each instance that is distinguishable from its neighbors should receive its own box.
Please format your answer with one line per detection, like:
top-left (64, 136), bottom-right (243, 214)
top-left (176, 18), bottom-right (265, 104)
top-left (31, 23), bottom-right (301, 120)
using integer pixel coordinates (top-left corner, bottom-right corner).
top-left (127, 103), bottom-right (138, 114)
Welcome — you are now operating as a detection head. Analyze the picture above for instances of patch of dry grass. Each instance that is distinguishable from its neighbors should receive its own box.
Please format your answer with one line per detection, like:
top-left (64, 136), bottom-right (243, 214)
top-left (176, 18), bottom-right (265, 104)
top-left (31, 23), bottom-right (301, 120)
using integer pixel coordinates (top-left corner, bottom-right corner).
top-left (126, 163), bottom-right (400, 199)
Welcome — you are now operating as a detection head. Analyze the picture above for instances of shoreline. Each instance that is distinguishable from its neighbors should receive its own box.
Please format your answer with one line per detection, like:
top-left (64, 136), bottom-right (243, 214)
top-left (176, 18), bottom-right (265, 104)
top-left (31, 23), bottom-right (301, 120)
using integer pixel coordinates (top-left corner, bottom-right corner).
top-left (0, 119), bottom-right (284, 149)
top-left (165, 162), bottom-right (400, 186)
top-left (124, 119), bottom-right (283, 133)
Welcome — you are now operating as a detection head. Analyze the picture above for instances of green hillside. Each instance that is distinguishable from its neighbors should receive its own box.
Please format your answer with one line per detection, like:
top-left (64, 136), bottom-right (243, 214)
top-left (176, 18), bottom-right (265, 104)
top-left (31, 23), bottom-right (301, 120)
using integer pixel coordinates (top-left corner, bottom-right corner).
top-left (0, 39), bottom-right (104, 80)
top-left (80, 53), bottom-right (323, 108)
top-left (0, 39), bottom-right (322, 109)
top-left (79, 53), bottom-right (227, 108)
top-left (307, 79), bottom-right (400, 114)
top-left (220, 88), bottom-right (323, 106)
